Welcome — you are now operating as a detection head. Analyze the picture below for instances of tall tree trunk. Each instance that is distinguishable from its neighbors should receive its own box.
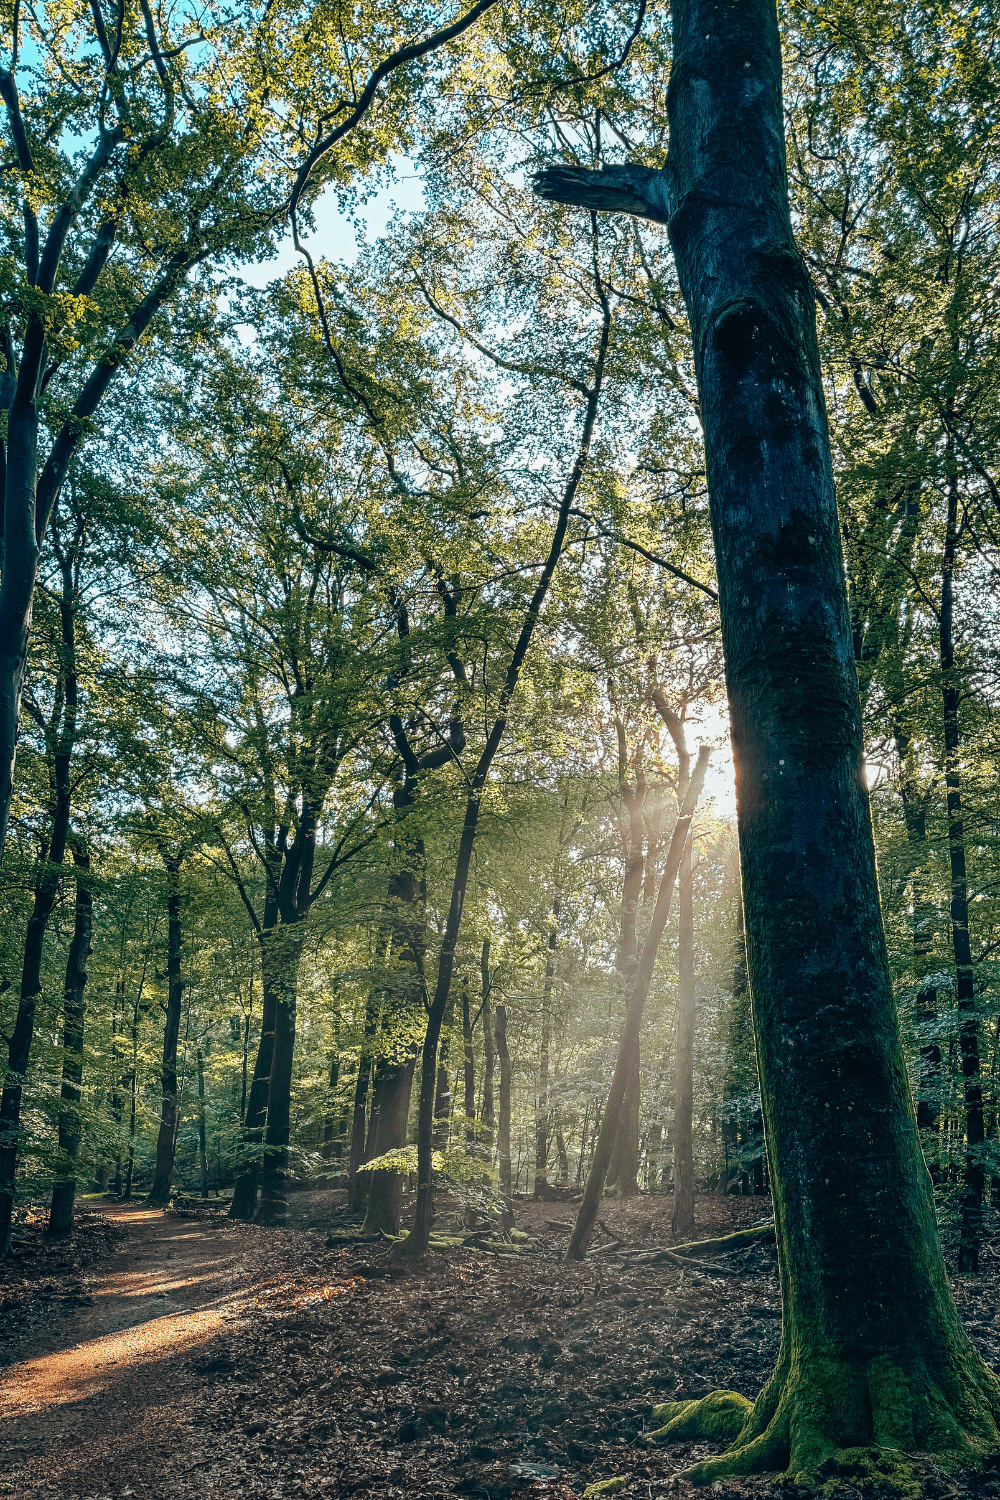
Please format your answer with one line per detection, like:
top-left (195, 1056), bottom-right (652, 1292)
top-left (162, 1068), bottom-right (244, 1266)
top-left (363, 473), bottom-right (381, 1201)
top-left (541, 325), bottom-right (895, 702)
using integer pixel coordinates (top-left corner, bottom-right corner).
top-left (361, 1056), bottom-right (417, 1235)
top-left (397, 289), bottom-right (610, 1259)
top-left (608, 730), bottom-right (645, 1193)
top-left (321, 1053), bottom-right (341, 1160)
top-left (48, 842), bottom-right (92, 1236)
top-left (480, 939), bottom-right (495, 1142)
top-left (462, 979), bottom-right (476, 1144)
top-left (197, 1048), bottom-right (209, 1199)
top-left (617, 1047), bottom-right (641, 1197)
top-left (555, 1118), bottom-right (569, 1185)
top-left (148, 853), bottom-right (185, 1206)
top-left (568, 751), bottom-right (708, 1259)
top-left (940, 465), bottom-right (982, 1271)
top-left (0, 773), bottom-right (73, 1255)
top-left (534, 900), bottom-right (559, 1199)
top-left (537, 0), bottom-right (1000, 1471)
top-left (230, 882), bottom-right (281, 1221)
top-left (495, 1004), bottom-right (512, 1202)
top-left (241, 1011), bottom-right (251, 1124)
top-left (895, 727), bottom-right (941, 1162)
top-left (255, 929), bottom-right (306, 1226)
top-left (672, 830), bottom-right (697, 1233)
top-left (433, 985), bottom-right (456, 1152)
top-left (123, 1062), bottom-right (137, 1201)
top-left (348, 984), bottom-right (380, 1212)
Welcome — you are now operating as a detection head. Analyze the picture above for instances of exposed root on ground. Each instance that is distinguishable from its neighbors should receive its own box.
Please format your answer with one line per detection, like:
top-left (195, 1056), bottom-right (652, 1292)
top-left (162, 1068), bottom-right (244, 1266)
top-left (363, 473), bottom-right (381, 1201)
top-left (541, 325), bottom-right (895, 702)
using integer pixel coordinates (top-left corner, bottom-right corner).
top-left (651, 1347), bottom-right (1000, 1494)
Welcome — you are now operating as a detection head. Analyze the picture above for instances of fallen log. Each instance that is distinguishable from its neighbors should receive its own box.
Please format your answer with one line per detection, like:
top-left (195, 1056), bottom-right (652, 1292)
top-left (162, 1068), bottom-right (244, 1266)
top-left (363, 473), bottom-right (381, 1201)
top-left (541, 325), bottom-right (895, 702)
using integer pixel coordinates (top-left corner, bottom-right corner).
top-left (619, 1221), bottom-right (775, 1262)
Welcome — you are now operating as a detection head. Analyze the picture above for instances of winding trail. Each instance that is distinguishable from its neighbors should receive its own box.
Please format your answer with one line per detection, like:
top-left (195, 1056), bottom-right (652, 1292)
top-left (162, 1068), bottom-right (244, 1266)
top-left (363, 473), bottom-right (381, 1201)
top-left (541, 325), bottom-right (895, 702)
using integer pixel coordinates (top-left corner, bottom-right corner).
top-left (1, 1206), bottom-right (252, 1498)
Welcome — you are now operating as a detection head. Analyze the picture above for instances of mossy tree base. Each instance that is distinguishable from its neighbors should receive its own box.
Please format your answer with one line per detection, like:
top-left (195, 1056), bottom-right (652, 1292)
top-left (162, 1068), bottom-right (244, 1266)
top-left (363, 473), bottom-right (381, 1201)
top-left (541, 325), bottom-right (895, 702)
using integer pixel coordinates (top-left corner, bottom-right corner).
top-left (651, 1344), bottom-right (1000, 1492)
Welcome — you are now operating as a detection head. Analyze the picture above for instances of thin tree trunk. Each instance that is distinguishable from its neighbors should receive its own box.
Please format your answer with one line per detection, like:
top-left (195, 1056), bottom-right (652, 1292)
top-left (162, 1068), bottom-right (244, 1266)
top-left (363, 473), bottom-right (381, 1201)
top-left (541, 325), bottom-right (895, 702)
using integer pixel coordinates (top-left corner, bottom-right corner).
top-left (197, 1048), bottom-right (209, 1199)
top-left (148, 853), bottom-right (184, 1206)
top-left (240, 996), bottom-right (252, 1125)
top-left (495, 1004), bottom-right (512, 1201)
top-left (321, 1053), bottom-right (341, 1160)
top-left (348, 984), bottom-right (380, 1212)
top-left (672, 830), bottom-right (697, 1234)
top-left (433, 985), bottom-right (456, 1152)
top-left (123, 1063), bottom-right (137, 1201)
top-left (480, 939), bottom-right (495, 1142)
top-left (941, 463), bottom-right (982, 1271)
top-left (48, 842), bottom-right (92, 1236)
top-left (397, 274), bottom-right (611, 1259)
top-left (568, 751), bottom-right (709, 1259)
top-left (534, 901), bottom-right (559, 1199)
top-left (462, 979), bottom-right (476, 1144)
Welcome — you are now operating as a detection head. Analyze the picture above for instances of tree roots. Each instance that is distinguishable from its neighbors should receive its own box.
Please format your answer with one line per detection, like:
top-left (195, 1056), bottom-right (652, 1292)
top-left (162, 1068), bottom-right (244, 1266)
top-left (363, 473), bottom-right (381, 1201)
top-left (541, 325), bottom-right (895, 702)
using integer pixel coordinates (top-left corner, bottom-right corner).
top-left (650, 1349), bottom-right (1000, 1493)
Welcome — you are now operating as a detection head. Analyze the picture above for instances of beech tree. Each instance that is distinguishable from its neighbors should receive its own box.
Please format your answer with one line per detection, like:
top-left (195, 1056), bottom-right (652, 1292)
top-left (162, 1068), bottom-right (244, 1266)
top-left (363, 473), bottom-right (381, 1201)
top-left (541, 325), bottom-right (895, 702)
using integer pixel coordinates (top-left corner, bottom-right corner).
top-left (534, 0), bottom-right (1000, 1483)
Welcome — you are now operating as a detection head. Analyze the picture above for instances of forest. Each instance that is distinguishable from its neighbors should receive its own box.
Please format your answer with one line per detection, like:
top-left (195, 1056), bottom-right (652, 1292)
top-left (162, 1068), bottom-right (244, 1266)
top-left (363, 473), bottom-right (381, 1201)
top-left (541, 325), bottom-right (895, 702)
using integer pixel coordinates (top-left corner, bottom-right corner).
top-left (1, 0), bottom-right (999, 1496)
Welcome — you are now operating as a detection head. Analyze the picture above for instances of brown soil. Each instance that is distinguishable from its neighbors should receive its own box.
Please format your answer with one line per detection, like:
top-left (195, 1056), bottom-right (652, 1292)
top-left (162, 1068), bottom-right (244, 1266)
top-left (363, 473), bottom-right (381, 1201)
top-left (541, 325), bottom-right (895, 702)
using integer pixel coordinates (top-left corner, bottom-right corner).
top-left (1, 1190), bottom-right (997, 1500)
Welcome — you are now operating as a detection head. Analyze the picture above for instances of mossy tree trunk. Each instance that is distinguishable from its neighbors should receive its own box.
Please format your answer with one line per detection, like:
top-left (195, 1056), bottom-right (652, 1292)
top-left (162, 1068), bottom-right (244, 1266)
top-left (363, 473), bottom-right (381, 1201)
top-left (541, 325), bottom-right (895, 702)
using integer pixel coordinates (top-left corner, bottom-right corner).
top-left (534, 0), bottom-right (1000, 1478)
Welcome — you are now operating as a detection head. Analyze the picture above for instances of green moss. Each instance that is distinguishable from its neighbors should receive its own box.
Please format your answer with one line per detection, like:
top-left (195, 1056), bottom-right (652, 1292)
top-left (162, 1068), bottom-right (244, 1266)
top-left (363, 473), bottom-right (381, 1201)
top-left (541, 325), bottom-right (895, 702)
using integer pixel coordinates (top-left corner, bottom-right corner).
top-left (583, 1478), bottom-right (628, 1497)
top-left (651, 1348), bottom-right (1000, 1491)
top-left (652, 1391), bottom-right (752, 1443)
top-left (668, 1224), bottom-right (774, 1258)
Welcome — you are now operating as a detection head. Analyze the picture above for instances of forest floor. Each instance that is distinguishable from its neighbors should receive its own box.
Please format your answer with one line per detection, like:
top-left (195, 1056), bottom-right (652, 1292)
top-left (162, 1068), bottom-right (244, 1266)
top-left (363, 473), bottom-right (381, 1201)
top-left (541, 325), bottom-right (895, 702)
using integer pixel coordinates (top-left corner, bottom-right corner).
top-left (1, 1188), bottom-right (999, 1500)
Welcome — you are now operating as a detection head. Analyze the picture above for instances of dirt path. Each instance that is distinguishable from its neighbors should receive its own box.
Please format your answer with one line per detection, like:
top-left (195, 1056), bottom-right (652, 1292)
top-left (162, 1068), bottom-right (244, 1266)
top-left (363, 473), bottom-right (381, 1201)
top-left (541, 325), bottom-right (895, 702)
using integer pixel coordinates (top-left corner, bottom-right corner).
top-left (5, 1193), bottom-right (994, 1500)
top-left (0, 1205), bottom-right (280, 1499)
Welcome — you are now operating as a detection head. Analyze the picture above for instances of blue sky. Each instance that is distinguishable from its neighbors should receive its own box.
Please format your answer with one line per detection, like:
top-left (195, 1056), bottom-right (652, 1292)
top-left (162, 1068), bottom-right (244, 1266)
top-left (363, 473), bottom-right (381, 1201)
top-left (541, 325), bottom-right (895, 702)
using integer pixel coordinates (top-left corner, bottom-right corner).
top-left (237, 160), bottom-right (427, 288)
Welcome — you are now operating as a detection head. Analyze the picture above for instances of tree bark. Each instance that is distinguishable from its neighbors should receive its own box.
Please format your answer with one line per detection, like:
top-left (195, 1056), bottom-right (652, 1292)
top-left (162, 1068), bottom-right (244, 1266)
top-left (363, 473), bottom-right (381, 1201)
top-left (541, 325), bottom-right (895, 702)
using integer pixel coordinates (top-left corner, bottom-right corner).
top-left (567, 750), bottom-right (708, 1260)
top-left (538, 0), bottom-right (1000, 1474)
top-left (48, 842), bottom-right (92, 1236)
top-left (147, 852), bottom-right (184, 1206)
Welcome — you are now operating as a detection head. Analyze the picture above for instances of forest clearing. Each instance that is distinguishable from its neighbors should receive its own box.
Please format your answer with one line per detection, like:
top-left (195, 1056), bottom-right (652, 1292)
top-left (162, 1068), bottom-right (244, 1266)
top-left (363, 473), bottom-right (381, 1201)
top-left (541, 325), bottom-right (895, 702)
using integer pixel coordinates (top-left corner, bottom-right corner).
top-left (2, 0), bottom-right (1000, 1491)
